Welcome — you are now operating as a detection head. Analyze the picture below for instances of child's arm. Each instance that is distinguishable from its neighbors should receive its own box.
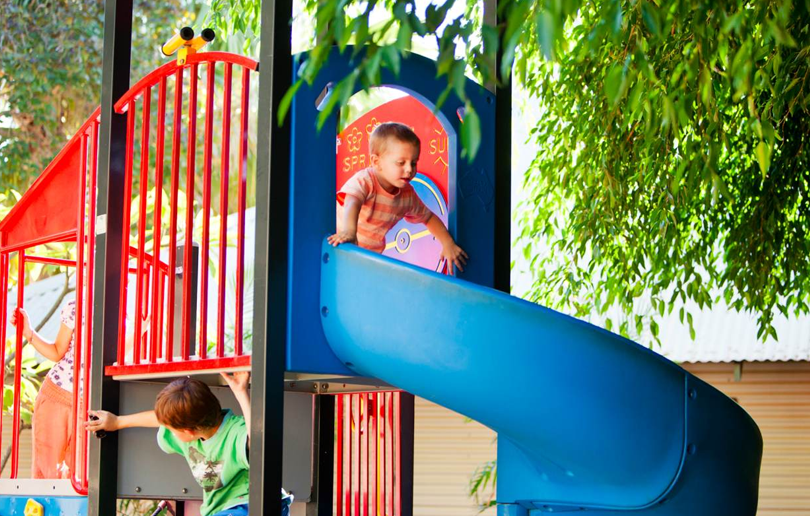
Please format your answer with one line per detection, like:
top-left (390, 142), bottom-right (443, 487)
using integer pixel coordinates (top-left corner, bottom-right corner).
top-left (425, 214), bottom-right (469, 272)
top-left (221, 372), bottom-right (251, 448)
top-left (86, 409), bottom-right (160, 432)
top-left (328, 195), bottom-right (362, 246)
top-left (11, 308), bottom-right (72, 362)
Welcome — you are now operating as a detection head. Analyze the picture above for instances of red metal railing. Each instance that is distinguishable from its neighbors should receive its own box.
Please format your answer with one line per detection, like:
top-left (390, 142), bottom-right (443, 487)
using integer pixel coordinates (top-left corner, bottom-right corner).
top-left (0, 110), bottom-right (100, 494)
top-left (105, 52), bottom-right (258, 378)
top-left (1, 50), bottom-right (258, 493)
top-left (336, 392), bottom-right (410, 516)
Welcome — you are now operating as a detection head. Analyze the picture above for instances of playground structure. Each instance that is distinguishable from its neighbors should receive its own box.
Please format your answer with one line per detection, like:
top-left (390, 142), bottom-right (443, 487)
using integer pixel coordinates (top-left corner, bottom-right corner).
top-left (0, 1), bottom-right (763, 515)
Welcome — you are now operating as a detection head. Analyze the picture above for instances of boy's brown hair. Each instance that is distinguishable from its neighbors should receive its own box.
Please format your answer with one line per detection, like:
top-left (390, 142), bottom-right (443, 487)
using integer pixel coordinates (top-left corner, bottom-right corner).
top-left (155, 377), bottom-right (222, 430)
top-left (369, 122), bottom-right (421, 155)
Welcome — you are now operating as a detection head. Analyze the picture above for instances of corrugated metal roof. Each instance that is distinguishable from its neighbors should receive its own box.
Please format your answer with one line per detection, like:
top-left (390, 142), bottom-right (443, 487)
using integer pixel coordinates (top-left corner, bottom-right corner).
top-left (651, 303), bottom-right (810, 363)
top-left (512, 270), bottom-right (809, 363)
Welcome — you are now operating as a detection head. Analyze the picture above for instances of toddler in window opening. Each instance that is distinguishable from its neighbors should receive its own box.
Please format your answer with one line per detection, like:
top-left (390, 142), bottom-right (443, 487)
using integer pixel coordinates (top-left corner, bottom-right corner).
top-left (329, 122), bottom-right (468, 272)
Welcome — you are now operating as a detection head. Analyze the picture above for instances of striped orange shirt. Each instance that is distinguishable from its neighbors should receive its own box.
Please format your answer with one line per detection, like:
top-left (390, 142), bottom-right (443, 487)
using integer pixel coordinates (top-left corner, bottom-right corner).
top-left (337, 168), bottom-right (433, 253)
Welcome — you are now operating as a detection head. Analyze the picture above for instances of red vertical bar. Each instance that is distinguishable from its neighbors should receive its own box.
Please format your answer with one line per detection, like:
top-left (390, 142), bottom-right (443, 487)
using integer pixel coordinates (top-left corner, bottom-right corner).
top-left (0, 253), bottom-right (8, 461)
top-left (385, 393), bottom-right (394, 516)
top-left (151, 77), bottom-right (167, 362)
top-left (361, 393), bottom-right (369, 516)
top-left (369, 394), bottom-right (377, 516)
top-left (157, 270), bottom-right (166, 360)
top-left (134, 89), bottom-right (151, 365)
top-left (142, 266), bottom-right (151, 361)
top-left (199, 62), bottom-right (216, 360)
top-left (71, 132), bottom-right (88, 489)
top-left (82, 119), bottom-right (99, 491)
top-left (344, 395), bottom-right (353, 516)
top-left (346, 394), bottom-right (353, 516)
top-left (394, 393), bottom-right (401, 516)
top-left (11, 251), bottom-right (25, 478)
top-left (378, 394), bottom-right (385, 516)
top-left (353, 394), bottom-right (360, 516)
top-left (181, 64), bottom-right (199, 362)
top-left (234, 67), bottom-right (250, 356)
top-left (117, 103), bottom-right (136, 365)
top-left (166, 67), bottom-right (185, 362)
top-left (336, 394), bottom-right (344, 516)
top-left (216, 63), bottom-right (232, 358)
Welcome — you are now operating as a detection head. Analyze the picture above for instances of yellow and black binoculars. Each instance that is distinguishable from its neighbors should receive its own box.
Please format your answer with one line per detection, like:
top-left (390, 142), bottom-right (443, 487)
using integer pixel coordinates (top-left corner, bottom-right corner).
top-left (162, 27), bottom-right (216, 65)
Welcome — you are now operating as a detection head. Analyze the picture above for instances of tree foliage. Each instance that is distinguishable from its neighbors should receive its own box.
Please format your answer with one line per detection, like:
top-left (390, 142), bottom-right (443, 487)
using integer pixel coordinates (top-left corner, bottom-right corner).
top-left (0, 0), bottom-right (192, 194)
top-left (0, 0), bottom-right (103, 193)
top-left (516, 0), bottom-right (810, 342)
top-left (207, 0), bottom-right (810, 342)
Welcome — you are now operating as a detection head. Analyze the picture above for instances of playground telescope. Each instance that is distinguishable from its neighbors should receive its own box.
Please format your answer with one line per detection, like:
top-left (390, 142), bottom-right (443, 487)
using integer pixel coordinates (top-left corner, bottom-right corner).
top-left (161, 27), bottom-right (215, 65)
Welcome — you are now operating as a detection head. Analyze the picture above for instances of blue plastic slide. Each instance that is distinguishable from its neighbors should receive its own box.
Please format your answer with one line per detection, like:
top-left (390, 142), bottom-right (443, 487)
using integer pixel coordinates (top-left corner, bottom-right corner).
top-left (320, 242), bottom-right (762, 515)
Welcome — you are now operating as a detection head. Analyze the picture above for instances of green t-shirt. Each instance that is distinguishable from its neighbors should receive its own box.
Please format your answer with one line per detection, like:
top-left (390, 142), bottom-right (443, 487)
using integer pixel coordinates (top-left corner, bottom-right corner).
top-left (157, 409), bottom-right (250, 516)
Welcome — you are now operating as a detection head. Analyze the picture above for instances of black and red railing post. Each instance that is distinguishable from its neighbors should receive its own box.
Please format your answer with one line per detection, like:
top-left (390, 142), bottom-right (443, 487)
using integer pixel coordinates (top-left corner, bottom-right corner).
top-left (88, 0), bottom-right (133, 512)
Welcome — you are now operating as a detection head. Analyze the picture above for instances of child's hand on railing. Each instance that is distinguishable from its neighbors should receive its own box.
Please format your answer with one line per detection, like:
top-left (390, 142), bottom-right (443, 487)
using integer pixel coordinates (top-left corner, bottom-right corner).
top-left (440, 242), bottom-right (468, 273)
top-left (10, 308), bottom-right (33, 340)
top-left (327, 230), bottom-right (357, 247)
top-left (221, 371), bottom-right (250, 395)
top-left (86, 410), bottom-right (118, 435)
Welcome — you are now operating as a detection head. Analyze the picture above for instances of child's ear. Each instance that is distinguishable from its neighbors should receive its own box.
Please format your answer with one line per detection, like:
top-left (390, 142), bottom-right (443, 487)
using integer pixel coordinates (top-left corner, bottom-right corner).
top-left (369, 152), bottom-right (380, 168)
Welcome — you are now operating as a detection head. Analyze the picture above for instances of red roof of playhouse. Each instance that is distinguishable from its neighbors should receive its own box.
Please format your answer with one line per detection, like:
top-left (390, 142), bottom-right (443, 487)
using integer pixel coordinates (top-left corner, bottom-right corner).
top-left (0, 108), bottom-right (100, 252)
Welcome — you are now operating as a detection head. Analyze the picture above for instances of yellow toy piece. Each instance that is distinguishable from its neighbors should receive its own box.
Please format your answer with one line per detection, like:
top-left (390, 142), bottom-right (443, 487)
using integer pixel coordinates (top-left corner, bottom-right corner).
top-left (162, 27), bottom-right (216, 65)
top-left (23, 499), bottom-right (44, 516)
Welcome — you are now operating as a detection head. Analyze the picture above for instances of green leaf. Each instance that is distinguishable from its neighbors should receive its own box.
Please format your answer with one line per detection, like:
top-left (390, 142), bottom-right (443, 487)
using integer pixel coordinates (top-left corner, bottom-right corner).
top-left (604, 64), bottom-right (627, 106)
top-left (699, 67), bottom-right (713, 108)
top-left (641, 2), bottom-right (661, 37)
top-left (535, 10), bottom-right (556, 61)
top-left (755, 141), bottom-right (771, 178)
top-left (450, 60), bottom-right (467, 100)
top-left (767, 20), bottom-right (797, 47)
top-left (608, 0), bottom-right (623, 34)
top-left (425, 0), bottom-right (455, 32)
top-left (460, 102), bottom-right (481, 161)
top-left (381, 46), bottom-right (401, 76)
top-left (277, 79), bottom-right (303, 127)
top-left (396, 20), bottom-right (413, 52)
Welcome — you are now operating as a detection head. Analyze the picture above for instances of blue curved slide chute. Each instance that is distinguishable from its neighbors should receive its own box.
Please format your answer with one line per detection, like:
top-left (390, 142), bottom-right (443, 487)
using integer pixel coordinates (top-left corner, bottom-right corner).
top-left (320, 242), bottom-right (762, 515)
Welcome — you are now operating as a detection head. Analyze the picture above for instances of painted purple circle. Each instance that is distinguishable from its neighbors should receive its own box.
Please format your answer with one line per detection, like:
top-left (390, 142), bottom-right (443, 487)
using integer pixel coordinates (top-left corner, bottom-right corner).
top-left (382, 173), bottom-right (449, 272)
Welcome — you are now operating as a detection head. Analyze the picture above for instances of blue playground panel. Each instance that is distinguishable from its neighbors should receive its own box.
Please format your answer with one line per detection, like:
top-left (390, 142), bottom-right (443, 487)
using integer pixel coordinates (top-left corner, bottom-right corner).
top-left (286, 48), bottom-right (496, 375)
top-left (0, 496), bottom-right (87, 516)
top-left (319, 242), bottom-right (763, 515)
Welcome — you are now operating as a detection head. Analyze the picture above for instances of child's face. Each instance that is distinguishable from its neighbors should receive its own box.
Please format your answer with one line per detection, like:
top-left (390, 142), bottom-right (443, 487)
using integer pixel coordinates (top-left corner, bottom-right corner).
top-left (371, 139), bottom-right (420, 192)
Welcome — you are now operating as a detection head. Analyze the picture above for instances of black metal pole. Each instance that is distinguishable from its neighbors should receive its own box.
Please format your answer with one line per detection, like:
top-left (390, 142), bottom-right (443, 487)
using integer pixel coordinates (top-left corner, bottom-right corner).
top-left (87, 0), bottom-right (133, 514)
top-left (307, 395), bottom-right (335, 516)
top-left (491, 0), bottom-right (512, 294)
top-left (250, 0), bottom-right (294, 512)
top-left (399, 393), bottom-right (416, 516)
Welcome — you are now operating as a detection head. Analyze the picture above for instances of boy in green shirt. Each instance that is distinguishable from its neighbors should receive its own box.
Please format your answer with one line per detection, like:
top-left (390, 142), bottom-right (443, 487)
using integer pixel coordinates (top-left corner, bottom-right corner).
top-left (87, 372), bottom-right (252, 516)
